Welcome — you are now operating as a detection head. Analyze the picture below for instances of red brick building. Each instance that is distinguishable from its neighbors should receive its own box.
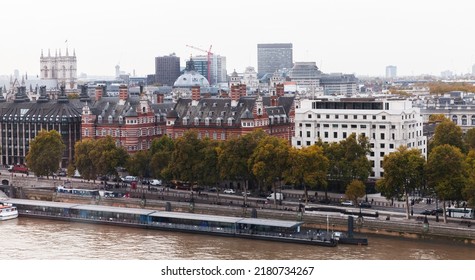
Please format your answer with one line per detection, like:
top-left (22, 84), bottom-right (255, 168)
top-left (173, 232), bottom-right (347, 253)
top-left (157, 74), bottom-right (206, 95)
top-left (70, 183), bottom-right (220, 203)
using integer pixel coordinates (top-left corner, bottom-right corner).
top-left (165, 84), bottom-right (295, 142)
top-left (81, 85), bottom-right (173, 152)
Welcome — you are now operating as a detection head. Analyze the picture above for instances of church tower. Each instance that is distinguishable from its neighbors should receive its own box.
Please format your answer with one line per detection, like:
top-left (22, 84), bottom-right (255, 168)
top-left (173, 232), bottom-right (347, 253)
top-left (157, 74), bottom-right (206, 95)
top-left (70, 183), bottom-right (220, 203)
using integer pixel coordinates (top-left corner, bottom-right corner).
top-left (40, 48), bottom-right (77, 93)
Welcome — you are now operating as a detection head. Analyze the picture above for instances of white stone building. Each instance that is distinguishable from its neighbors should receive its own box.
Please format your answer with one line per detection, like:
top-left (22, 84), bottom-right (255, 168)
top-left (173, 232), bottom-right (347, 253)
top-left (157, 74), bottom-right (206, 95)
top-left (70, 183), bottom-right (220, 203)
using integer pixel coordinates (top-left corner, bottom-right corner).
top-left (40, 48), bottom-right (77, 93)
top-left (292, 97), bottom-right (427, 178)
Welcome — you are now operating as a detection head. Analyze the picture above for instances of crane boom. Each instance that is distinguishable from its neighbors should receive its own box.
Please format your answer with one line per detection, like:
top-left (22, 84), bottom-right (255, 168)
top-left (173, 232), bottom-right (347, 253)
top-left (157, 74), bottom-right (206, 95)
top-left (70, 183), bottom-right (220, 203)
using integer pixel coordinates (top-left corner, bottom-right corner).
top-left (186, 44), bottom-right (213, 83)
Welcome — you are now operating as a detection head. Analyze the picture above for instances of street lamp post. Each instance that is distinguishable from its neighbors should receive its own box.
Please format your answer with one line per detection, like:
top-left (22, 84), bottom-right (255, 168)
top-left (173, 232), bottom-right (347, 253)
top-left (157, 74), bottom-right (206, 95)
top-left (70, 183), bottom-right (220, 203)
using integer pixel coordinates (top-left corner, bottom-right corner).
top-left (435, 198), bottom-right (439, 222)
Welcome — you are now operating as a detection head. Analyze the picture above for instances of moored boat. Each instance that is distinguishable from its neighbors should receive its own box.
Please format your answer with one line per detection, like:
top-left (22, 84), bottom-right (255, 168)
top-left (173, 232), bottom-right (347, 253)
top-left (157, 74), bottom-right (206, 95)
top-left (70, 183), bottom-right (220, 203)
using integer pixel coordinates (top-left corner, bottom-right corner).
top-left (0, 202), bottom-right (18, 221)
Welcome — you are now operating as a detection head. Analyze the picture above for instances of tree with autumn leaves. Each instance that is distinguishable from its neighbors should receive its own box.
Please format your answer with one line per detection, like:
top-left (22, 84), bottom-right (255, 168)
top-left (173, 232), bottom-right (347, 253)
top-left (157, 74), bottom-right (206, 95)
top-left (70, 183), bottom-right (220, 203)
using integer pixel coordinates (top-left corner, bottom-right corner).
top-left (26, 130), bottom-right (65, 178)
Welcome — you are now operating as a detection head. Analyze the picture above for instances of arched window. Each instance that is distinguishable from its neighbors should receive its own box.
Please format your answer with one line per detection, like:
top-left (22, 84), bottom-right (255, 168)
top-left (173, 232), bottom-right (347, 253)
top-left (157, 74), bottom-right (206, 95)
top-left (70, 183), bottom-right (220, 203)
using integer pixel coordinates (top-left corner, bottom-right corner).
top-left (216, 117), bottom-right (222, 126)
top-left (98, 116), bottom-right (102, 124)
top-left (227, 117), bottom-right (234, 126)
top-left (142, 107), bottom-right (146, 113)
top-left (43, 66), bottom-right (48, 78)
top-left (462, 115), bottom-right (467, 125)
top-left (70, 65), bottom-right (74, 78)
top-left (119, 116), bottom-right (123, 124)
top-left (183, 117), bottom-right (188, 125)
top-left (471, 115), bottom-right (475, 125)
top-left (205, 117), bottom-right (210, 126)
top-left (452, 115), bottom-right (458, 124)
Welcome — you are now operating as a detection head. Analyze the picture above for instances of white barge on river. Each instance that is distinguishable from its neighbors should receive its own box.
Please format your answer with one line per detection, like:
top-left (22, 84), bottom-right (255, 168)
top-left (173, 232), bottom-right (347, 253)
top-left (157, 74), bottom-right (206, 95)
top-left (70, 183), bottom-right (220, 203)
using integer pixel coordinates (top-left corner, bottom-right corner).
top-left (0, 202), bottom-right (18, 221)
top-left (0, 198), bottom-right (337, 247)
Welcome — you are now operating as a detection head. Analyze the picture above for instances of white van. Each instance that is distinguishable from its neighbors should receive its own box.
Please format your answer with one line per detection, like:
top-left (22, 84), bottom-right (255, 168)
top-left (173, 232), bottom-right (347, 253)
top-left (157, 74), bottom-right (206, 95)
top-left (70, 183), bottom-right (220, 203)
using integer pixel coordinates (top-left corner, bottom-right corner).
top-left (267, 193), bottom-right (284, 201)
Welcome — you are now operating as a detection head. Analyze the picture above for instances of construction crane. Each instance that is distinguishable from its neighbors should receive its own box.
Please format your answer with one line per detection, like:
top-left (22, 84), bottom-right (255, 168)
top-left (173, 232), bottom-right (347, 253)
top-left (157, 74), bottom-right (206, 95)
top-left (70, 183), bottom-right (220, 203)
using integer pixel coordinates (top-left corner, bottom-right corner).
top-left (186, 44), bottom-right (213, 83)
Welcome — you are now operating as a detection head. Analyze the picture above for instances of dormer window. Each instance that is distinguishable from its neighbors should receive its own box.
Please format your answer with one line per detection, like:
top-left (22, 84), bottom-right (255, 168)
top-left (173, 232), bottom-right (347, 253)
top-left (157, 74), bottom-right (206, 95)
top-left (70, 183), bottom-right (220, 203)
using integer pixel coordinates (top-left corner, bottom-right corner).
top-left (216, 117), bottom-right (222, 126)
top-left (98, 116), bottom-right (103, 124)
top-left (183, 117), bottom-right (188, 125)
top-left (227, 117), bottom-right (234, 126)
top-left (108, 116), bottom-right (113, 124)
top-left (194, 117), bottom-right (200, 125)
top-left (119, 116), bottom-right (123, 124)
top-left (205, 117), bottom-right (210, 126)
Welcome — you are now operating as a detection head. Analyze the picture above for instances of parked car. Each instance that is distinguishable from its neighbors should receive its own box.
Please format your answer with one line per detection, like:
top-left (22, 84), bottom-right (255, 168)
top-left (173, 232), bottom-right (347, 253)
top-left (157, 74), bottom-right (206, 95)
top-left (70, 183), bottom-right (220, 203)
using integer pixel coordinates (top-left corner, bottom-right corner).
top-left (341, 200), bottom-right (354, 206)
top-left (150, 179), bottom-right (162, 186)
top-left (208, 187), bottom-right (219, 192)
top-left (420, 209), bottom-right (432, 215)
top-left (223, 189), bottom-right (236, 194)
top-left (359, 201), bottom-right (372, 208)
top-left (421, 208), bottom-right (443, 215)
top-left (121, 176), bottom-right (137, 183)
top-left (8, 165), bottom-right (29, 174)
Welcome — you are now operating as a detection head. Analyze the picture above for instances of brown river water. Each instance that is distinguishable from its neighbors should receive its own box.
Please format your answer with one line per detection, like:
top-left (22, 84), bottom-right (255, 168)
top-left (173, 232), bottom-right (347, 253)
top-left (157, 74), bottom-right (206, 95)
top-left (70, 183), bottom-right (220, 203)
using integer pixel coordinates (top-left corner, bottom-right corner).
top-left (0, 217), bottom-right (474, 260)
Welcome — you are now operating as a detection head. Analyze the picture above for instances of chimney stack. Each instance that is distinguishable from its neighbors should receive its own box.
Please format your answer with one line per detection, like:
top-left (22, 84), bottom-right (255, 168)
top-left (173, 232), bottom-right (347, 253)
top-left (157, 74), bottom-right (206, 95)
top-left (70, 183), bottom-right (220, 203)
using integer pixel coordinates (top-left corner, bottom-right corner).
top-left (156, 93), bottom-right (164, 104)
top-left (191, 86), bottom-right (201, 101)
top-left (95, 85), bottom-right (103, 101)
top-left (119, 84), bottom-right (128, 101)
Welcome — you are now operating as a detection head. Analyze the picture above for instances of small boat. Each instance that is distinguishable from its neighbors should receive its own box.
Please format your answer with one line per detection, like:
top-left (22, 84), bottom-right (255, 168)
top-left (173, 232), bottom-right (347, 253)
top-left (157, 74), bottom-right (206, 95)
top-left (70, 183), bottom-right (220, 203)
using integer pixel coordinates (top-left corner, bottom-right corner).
top-left (0, 202), bottom-right (18, 221)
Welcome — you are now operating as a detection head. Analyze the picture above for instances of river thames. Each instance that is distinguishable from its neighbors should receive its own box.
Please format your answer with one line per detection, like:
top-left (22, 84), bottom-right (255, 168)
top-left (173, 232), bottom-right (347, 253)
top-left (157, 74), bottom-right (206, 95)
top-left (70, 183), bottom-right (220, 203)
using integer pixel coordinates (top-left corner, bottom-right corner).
top-left (1, 217), bottom-right (474, 260)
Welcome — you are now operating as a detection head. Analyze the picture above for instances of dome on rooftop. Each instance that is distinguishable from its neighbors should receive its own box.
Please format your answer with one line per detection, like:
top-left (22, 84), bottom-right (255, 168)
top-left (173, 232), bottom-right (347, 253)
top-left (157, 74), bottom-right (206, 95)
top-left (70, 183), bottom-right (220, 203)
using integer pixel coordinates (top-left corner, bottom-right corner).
top-left (173, 58), bottom-right (210, 88)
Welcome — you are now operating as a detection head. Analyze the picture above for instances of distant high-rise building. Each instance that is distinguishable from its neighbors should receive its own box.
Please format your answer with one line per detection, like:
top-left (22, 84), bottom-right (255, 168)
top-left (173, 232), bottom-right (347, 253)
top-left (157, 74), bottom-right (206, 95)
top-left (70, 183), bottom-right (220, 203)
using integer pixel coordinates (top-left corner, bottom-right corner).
top-left (115, 65), bottom-right (120, 78)
top-left (155, 53), bottom-right (181, 86)
top-left (385, 65), bottom-right (397, 78)
top-left (257, 43), bottom-right (293, 76)
top-left (40, 48), bottom-right (77, 92)
top-left (191, 54), bottom-right (227, 85)
top-left (288, 62), bottom-right (322, 89)
top-left (472, 64), bottom-right (475, 76)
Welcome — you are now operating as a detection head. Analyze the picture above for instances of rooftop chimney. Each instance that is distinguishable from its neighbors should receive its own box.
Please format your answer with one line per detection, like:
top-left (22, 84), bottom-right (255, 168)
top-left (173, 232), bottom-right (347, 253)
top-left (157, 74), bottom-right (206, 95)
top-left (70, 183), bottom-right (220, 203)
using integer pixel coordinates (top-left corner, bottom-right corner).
top-left (119, 84), bottom-right (128, 101)
top-left (95, 85), bottom-right (103, 101)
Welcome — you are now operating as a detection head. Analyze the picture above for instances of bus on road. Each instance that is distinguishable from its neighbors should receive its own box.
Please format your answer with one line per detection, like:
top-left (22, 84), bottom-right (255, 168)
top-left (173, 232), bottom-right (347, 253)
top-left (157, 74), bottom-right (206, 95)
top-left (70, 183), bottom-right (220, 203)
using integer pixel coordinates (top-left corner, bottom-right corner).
top-left (446, 207), bottom-right (474, 219)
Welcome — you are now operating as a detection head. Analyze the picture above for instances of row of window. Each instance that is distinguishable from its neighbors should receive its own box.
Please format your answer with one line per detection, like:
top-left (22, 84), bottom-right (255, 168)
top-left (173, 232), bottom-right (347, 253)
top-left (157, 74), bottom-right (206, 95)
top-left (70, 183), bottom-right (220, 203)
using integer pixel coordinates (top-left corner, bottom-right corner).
top-left (307, 113), bottom-right (417, 121)
top-left (83, 128), bottom-right (162, 137)
top-left (452, 115), bottom-right (475, 125)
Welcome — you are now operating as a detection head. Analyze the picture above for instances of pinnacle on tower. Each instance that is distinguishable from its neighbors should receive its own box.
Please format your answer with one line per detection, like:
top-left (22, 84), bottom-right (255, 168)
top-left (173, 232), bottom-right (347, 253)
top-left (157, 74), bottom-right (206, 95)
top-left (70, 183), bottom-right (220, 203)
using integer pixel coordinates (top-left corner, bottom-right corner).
top-left (66, 48), bottom-right (69, 56)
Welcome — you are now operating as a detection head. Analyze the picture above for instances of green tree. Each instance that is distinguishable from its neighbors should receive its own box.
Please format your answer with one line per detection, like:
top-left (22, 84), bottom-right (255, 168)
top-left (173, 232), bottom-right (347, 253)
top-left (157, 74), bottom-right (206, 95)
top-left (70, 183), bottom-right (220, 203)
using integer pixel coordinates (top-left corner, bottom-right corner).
top-left (195, 138), bottom-right (221, 198)
top-left (376, 146), bottom-right (426, 219)
top-left (322, 133), bottom-right (372, 192)
top-left (463, 150), bottom-right (475, 207)
top-left (429, 120), bottom-right (465, 153)
top-left (149, 136), bottom-right (175, 181)
top-left (26, 130), bottom-right (65, 178)
top-left (428, 114), bottom-right (448, 123)
top-left (345, 179), bottom-right (366, 205)
top-left (285, 145), bottom-right (328, 204)
top-left (74, 139), bottom-right (97, 181)
top-left (169, 130), bottom-right (205, 188)
top-left (126, 150), bottom-right (151, 180)
top-left (217, 130), bottom-right (266, 200)
top-left (92, 136), bottom-right (129, 178)
top-left (249, 135), bottom-right (290, 207)
top-left (464, 128), bottom-right (475, 151)
top-left (426, 144), bottom-right (468, 223)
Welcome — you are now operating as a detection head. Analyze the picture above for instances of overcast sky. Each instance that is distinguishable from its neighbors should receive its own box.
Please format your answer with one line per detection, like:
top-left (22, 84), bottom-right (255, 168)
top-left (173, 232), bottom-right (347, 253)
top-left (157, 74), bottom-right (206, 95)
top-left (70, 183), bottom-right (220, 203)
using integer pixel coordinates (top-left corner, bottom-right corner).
top-left (1, 0), bottom-right (474, 78)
